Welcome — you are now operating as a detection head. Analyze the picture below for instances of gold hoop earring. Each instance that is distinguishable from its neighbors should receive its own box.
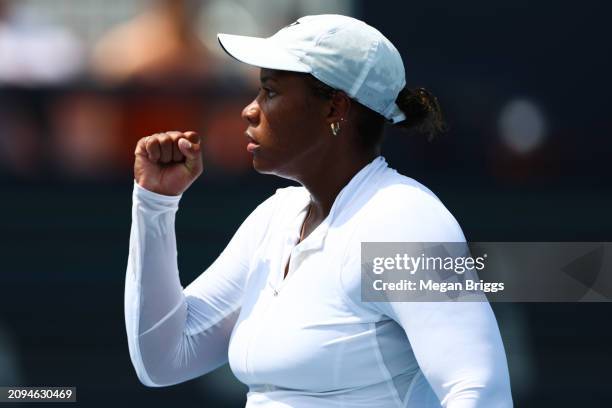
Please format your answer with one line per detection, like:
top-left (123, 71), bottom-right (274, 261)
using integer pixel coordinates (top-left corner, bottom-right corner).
top-left (331, 122), bottom-right (341, 136)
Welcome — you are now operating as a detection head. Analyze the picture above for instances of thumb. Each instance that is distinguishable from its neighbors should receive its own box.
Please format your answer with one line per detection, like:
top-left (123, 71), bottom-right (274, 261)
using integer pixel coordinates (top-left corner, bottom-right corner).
top-left (178, 137), bottom-right (202, 171)
top-left (178, 137), bottom-right (196, 156)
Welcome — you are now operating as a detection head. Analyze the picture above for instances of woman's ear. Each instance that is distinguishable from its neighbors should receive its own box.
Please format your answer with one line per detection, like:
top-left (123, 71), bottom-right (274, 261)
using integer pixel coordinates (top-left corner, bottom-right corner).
top-left (326, 91), bottom-right (351, 124)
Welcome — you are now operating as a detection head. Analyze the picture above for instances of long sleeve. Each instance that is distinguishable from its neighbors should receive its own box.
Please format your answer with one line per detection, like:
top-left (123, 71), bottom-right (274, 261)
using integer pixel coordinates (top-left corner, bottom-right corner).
top-left (342, 184), bottom-right (513, 407)
top-left (368, 298), bottom-right (512, 407)
top-left (125, 181), bottom-right (277, 387)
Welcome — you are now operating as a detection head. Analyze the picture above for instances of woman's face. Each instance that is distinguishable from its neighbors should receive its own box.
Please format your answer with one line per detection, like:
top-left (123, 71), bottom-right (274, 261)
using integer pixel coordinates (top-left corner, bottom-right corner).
top-left (241, 68), bottom-right (331, 179)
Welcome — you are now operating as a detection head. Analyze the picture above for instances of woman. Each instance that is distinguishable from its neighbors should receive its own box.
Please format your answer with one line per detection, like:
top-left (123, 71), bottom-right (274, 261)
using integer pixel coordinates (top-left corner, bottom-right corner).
top-left (125, 14), bottom-right (513, 407)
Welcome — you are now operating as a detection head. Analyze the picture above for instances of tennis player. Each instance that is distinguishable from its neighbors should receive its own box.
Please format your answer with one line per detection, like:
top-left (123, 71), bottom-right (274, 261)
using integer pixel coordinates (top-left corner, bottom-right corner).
top-left (125, 14), bottom-right (513, 407)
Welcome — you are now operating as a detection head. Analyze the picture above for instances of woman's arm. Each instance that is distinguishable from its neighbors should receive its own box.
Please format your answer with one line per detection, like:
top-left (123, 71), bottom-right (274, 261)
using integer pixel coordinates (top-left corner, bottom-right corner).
top-left (124, 181), bottom-right (276, 387)
top-left (370, 297), bottom-right (513, 407)
top-left (343, 184), bottom-right (513, 407)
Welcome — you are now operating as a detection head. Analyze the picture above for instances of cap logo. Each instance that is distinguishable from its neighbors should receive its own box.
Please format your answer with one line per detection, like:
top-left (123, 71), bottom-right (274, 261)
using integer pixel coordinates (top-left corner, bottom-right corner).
top-left (284, 20), bottom-right (300, 29)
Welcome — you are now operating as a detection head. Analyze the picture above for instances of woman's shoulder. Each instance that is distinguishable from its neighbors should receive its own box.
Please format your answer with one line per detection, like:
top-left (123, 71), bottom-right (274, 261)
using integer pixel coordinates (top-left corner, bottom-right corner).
top-left (376, 169), bottom-right (445, 209)
top-left (355, 169), bottom-right (466, 242)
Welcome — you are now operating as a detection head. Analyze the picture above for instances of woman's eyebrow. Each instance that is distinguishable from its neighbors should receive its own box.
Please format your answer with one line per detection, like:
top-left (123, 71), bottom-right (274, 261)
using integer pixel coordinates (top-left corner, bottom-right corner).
top-left (260, 76), bottom-right (278, 84)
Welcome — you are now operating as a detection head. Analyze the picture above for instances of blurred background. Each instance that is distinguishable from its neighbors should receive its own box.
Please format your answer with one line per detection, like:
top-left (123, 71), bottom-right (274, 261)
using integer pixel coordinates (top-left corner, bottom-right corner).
top-left (0, 0), bottom-right (610, 406)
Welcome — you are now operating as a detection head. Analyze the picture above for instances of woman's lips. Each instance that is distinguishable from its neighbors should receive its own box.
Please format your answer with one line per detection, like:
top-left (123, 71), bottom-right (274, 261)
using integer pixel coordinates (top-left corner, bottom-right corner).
top-left (245, 132), bottom-right (260, 152)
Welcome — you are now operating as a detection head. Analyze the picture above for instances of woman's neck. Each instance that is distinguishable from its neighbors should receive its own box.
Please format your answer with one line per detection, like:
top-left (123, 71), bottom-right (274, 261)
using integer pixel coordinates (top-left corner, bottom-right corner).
top-left (299, 150), bottom-right (379, 223)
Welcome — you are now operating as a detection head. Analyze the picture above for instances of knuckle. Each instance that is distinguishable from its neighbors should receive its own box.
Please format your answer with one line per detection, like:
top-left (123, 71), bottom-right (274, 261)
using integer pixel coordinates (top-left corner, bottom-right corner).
top-left (135, 137), bottom-right (149, 154)
top-left (147, 134), bottom-right (160, 146)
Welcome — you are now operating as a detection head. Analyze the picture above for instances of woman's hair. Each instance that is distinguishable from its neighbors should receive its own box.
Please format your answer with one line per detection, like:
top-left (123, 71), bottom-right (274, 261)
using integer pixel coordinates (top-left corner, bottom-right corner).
top-left (394, 87), bottom-right (448, 141)
top-left (304, 74), bottom-right (448, 150)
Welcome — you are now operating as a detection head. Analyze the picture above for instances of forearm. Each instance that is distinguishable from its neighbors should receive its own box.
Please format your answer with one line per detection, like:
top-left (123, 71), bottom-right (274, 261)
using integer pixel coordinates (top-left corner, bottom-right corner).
top-left (124, 181), bottom-right (188, 385)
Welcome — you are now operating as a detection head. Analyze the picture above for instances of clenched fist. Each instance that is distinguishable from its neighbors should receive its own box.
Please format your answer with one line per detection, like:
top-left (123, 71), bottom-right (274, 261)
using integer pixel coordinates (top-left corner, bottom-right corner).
top-left (134, 131), bottom-right (203, 196)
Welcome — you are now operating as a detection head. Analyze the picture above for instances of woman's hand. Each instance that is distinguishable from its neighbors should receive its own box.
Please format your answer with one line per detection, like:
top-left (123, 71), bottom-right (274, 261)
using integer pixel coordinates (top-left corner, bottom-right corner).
top-left (134, 131), bottom-right (203, 196)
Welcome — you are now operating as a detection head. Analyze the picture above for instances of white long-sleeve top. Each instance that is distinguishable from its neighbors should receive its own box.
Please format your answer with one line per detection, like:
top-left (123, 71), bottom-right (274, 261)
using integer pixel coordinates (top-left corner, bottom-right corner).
top-left (125, 156), bottom-right (513, 407)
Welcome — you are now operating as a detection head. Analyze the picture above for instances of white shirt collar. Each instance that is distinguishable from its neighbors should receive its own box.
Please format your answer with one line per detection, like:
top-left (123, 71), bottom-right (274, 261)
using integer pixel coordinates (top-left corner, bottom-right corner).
top-left (287, 155), bottom-right (388, 252)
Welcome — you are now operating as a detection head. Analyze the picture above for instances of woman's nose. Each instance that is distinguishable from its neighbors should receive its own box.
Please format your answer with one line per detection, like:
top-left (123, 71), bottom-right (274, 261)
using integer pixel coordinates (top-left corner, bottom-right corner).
top-left (241, 100), bottom-right (260, 125)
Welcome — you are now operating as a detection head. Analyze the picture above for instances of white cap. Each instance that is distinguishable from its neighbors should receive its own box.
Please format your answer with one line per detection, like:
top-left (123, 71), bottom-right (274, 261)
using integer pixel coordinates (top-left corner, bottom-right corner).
top-left (217, 14), bottom-right (407, 124)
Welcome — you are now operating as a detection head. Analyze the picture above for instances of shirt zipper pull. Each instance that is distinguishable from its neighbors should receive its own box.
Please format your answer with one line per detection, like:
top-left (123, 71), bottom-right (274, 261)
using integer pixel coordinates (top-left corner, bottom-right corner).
top-left (268, 281), bottom-right (279, 296)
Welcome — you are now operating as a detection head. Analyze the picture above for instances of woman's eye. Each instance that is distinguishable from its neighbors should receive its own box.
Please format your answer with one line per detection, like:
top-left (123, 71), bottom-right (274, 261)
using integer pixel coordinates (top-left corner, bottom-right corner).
top-left (259, 87), bottom-right (277, 98)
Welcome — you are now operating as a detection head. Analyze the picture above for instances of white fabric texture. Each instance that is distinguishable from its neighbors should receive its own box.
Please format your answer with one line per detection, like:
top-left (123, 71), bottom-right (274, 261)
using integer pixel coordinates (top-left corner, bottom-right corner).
top-left (125, 156), bottom-right (513, 407)
top-left (217, 14), bottom-right (407, 123)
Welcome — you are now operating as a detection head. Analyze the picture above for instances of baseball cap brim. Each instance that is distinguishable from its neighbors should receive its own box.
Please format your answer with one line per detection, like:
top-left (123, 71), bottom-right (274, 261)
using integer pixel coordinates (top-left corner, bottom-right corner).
top-left (217, 33), bottom-right (311, 73)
